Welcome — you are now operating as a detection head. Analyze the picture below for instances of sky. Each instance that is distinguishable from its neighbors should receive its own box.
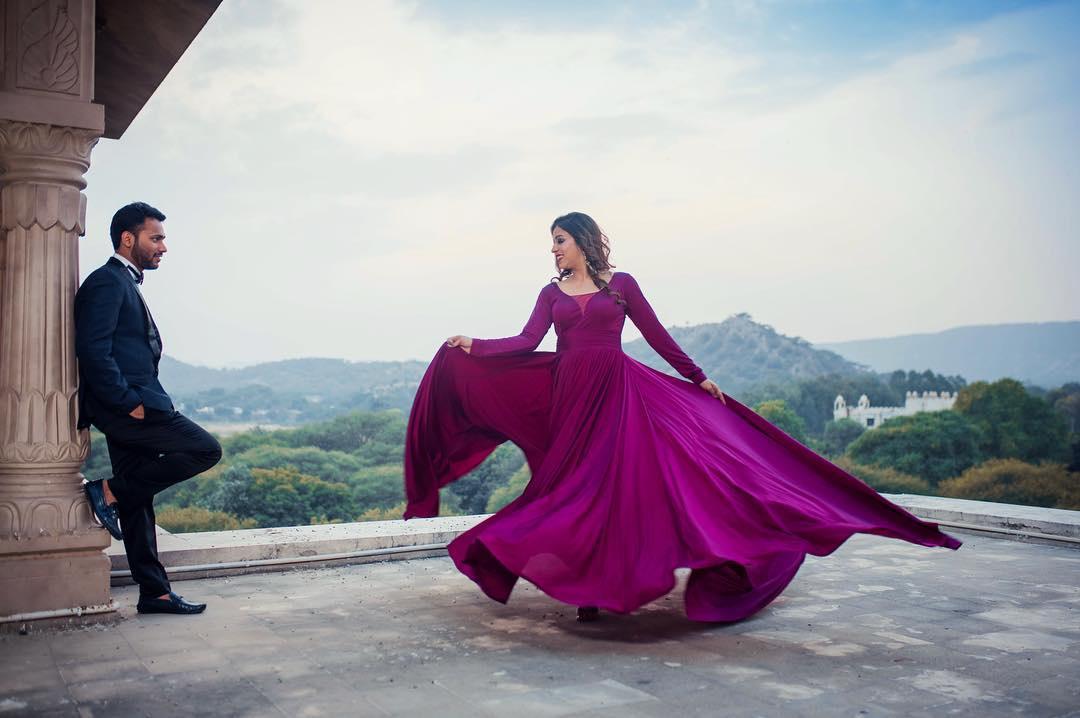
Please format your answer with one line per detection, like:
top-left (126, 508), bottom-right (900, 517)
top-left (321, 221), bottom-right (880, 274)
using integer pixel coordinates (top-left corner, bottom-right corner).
top-left (78, 0), bottom-right (1080, 368)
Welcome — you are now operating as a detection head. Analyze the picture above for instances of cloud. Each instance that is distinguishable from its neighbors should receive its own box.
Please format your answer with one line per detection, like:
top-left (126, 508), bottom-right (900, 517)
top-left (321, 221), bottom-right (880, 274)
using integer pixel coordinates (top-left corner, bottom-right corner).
top-left (80, 0), bottom-right (1079, 366)
top-left (947, 50), bottom-right (1038, 78)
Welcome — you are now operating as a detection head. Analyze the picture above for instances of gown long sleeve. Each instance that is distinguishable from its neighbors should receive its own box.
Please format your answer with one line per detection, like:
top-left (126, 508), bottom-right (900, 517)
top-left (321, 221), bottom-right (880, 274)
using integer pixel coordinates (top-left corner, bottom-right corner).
top-left (469, 286), bottom-right (554, 358)
top-left (620, 273), bottom-right (707, 385)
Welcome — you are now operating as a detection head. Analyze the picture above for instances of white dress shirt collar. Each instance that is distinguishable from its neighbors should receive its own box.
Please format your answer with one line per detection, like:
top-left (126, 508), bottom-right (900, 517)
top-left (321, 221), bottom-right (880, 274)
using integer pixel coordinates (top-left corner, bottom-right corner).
top-left (112, 253), bottom-right (143, 281)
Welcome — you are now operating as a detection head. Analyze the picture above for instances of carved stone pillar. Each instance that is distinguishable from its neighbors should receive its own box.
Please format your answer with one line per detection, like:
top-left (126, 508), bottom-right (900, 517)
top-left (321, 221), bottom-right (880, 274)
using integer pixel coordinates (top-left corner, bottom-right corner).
top-left (0, 121), bottom-right (112, 622)
top-left (0, 0), bottom-right (112, 623)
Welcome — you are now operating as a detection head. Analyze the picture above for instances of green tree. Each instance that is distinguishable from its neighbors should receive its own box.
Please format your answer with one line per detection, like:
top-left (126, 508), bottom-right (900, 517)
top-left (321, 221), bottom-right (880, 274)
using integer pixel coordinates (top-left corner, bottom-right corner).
top-left (220, 426), bottom-right (281, 457)
top-left (486, 464), bottom-right (531, 512)
top-left (206, 464), bottom-right (354, 528)
top-left (833, 457), bottom-right (933, 495)
top-left (286, 411), bottom-right (407, 454)
top-left (231, 445), bottom-right (364, 483)
top-left (155, 412), bottom-right (417, 521)
top-left (846, 411), bottom-right (984, 486)
top-left (80, 429), bottom-right (112, 480)
top-left (1046, 383), bottom-right (1080, 434)
top-left (744, 374), bottom-right (896, 437)
top-left (349, 439), bottom-right (406, 468)
top-left (217, 411), bottom-right (408, 465)
top-left (822, 419), bottom-right (865, 457)
top-left (357, 499), bottom-right (462, 521)
top-left (357, 502), bottom-right (408, 522)
top-left (349, 465), bottom-right (406, 511)
top-left (157, 466), bottom-right (224, 508)
top-left (742, 370), bottom-right (967, 439)
top-left (1046, 383), bottom-right (1080, 471)
top-left (449, 444), bottom-right (526, 514)
top-left (754, 400), bottom-right (808, 444)
top-left (939, 459), bottom-right (1080, 510)
top-left (954, 379), bottom-right (1070, 463)
top-left (157, 505), bottom-right (257, 533)
top-left (886, 369), bottom-right (966, 397)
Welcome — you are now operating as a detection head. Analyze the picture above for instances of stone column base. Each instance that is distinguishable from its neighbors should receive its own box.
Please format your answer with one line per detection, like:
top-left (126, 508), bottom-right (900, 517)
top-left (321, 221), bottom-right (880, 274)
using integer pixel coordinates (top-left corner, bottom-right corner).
top-left (0, 548), bottom-right (114, 623)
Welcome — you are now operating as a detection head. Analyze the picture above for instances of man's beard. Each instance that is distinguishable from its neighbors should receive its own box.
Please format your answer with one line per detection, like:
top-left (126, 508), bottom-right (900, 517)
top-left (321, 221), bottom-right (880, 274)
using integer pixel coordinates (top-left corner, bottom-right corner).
top-left (133, 245), bottom-right (157, 270)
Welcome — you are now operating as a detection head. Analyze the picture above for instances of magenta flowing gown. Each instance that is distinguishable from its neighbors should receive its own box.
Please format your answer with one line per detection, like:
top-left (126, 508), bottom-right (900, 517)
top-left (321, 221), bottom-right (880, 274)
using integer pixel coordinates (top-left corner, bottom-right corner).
top-left (404, 272), bottom-right (961, 622)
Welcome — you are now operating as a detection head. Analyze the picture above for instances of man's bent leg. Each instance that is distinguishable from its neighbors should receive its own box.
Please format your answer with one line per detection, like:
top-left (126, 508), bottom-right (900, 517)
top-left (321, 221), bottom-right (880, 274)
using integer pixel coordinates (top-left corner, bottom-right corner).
top-left (103, 410), bottom-right (222, 507)
top-left (99, 412), bottom-right (219, 602)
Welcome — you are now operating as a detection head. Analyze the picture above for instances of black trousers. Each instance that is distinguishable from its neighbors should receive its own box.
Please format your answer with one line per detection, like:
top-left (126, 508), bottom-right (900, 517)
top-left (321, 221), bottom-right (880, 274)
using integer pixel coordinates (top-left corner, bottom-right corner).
top-left (94, 408), bottom-right (222, 598)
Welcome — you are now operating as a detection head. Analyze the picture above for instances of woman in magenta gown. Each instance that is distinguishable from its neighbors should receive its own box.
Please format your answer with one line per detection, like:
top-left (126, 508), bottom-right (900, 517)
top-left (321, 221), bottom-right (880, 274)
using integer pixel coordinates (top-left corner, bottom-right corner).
top-left (404, 212), bottom-right (960, 623)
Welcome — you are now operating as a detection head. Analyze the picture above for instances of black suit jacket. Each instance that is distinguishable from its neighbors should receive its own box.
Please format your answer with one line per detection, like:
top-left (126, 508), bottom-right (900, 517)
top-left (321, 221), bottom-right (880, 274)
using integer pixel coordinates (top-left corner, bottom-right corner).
top-left (75, 257), bottom-right (172, 429)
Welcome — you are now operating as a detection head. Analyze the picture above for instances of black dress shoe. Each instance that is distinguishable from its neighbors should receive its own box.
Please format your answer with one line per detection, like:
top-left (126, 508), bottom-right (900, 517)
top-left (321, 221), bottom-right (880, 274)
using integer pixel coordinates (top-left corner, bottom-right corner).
top-left (137, 592), bottom-right (207, 615)
top-left (83, 480), bottom-right (122, 541)
top-left (577, 606), bottom-right (601, 622)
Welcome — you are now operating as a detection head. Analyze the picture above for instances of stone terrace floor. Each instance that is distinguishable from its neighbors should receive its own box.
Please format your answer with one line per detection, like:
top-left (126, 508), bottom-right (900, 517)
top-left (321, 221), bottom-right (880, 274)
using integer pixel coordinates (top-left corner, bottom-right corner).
top-left (2, 530), bottom-right (1078, 717)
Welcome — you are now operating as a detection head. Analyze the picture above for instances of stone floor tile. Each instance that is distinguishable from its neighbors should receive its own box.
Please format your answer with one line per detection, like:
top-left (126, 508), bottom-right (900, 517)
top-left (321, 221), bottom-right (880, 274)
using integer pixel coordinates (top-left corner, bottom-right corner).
top-left (0, 692), bottom-right (78, 718)
top-left (47, 632), bottom-right (131, 665)
top-left (361, 682), bottom-right (479, 715)
top-left (547, 679), bottom-right (656, 712)
top-left (248, 669), bottom-right (384, 717)
top-left (65, 674), bottom-right (160, 704)
top-left (141, 648), bottom-right (231, 676)
top-left (0, 662), bottom-right (66, 693)
top-left (479, 688), bottom-right (582, 718)
top-left (57, 657), bottom-right (149, 685)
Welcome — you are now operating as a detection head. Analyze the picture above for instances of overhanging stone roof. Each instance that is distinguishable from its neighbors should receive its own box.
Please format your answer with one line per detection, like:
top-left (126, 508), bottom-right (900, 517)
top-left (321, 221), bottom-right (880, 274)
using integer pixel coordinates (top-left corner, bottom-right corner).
top-left (94, 0), bottom-right (222, 138)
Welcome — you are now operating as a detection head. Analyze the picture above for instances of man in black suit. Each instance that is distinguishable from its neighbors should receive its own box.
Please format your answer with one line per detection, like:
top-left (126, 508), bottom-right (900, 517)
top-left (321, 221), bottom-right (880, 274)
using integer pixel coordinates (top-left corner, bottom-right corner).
top-left (75, 202), bottom-right (222, 615)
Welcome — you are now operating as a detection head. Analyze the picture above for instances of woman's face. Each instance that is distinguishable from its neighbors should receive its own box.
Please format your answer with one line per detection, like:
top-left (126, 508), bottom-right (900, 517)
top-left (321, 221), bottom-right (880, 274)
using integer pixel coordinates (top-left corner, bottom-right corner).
top-left (551, 226), bottom-right (584, 273)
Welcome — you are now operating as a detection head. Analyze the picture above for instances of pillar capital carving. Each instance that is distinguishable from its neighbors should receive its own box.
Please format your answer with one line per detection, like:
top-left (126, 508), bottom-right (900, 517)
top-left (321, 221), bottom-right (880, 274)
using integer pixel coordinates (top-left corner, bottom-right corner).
top-left (0, 120), bottom-right (97, 162)
top-left (0, 120), bottom-right (98, 195)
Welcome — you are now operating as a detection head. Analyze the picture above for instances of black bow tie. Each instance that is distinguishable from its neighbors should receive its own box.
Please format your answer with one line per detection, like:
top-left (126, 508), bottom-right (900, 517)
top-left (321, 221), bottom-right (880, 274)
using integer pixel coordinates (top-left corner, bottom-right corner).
top-left (126, 265), bottom-right (144, 285)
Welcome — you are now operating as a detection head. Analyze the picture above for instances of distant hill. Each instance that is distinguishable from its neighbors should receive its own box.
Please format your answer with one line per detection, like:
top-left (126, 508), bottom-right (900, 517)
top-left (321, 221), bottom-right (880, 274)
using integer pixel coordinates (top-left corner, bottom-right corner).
top-left (623, 313), bottom-right (867, 392)
top-left (818, 321), bottom-right (1080, 388)
top-left (160, 356), bottom-right (427, 397)
top-left (159, 317), bottom-right (1077, 425)
top-left (161, 315), bottom-right (866, 421)
top-left (158, 356), bottom-right (428, 423)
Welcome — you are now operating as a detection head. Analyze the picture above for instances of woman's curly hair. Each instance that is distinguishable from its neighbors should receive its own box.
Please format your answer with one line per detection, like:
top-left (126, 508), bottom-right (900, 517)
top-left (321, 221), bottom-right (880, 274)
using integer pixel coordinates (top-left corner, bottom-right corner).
top-left (550, 212), bottom-right (625, 307)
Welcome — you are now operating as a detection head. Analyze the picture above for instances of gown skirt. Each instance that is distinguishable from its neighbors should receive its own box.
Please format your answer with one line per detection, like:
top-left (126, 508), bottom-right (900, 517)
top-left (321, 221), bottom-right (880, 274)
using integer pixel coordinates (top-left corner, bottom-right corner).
top-left (404, 274), bottom-right (961, 622)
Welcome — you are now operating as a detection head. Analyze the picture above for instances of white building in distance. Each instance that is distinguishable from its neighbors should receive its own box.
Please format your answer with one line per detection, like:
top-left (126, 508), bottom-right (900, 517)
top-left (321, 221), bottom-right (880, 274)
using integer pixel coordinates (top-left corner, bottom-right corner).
top-left (833, 391), bottom-right (957, 429)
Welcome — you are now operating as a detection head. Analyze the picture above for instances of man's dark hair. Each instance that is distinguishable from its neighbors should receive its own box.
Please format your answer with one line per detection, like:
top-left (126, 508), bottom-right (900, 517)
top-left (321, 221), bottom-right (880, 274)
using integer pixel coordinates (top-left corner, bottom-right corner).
top-left (110, 202), bottom-right (166, 249)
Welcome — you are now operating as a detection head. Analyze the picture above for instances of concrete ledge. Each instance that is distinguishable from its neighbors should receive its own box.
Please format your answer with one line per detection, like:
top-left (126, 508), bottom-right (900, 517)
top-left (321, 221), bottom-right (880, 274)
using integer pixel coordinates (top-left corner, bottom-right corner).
top-left (107, 515), bottom-right (488, 584)
top-left (885, 494), bottom-right (1080, 540)
top-left (108, 499), bottom-right (1080, 584)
